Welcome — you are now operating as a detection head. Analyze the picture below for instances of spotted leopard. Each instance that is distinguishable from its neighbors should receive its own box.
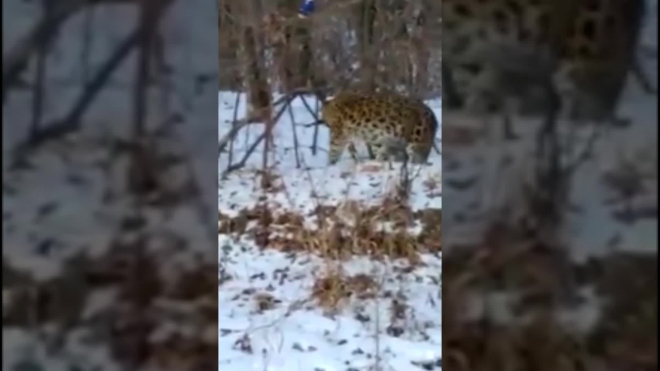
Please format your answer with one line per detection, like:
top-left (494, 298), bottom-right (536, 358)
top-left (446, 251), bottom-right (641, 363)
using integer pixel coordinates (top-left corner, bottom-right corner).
top-left (321, 92), bottom-right (438, 165)
top-left (442, 0), bottom-right (646, 134)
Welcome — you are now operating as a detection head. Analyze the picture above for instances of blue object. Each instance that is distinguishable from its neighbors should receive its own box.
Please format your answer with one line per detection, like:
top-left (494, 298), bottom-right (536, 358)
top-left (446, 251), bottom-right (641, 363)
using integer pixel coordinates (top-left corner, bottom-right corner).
top-left (299, 0), bottom-right (315, 16)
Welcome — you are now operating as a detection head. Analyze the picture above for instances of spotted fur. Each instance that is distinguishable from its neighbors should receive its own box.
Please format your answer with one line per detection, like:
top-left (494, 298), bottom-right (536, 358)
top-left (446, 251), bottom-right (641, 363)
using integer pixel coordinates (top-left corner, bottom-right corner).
top-left (321, 92), bottom-right (438, 165)
top-left (442, 0), bottom-right (645, 129)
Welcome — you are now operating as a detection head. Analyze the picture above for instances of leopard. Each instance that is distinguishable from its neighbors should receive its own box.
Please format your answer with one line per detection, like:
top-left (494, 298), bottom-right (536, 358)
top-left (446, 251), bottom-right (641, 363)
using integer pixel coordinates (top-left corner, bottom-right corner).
top-left (441, 0), bottom-right (647, 138)
top-left (321, 92), bottom-right (439, 165)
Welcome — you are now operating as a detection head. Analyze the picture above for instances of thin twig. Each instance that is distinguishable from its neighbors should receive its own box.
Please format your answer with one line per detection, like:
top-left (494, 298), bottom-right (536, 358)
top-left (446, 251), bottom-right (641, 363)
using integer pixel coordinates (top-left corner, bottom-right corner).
top-left (313, 97), bottom-right (320, 155)
top-left (298, 93), bottom-right (322, 155)
top-left (219, 93), bottom-right (295, 156)
top-left (286, 98), bottom-right (301, 168)
top-left (219, 120), bottom-right (251, 155)
top-left (30, 0), bottom-right (51, 141)
top-left (224, 132), bottom-right (266, 174)
top-left (226, 91), bottom-right (242, 168)
top-left (533, 77), bottom-right (563, 230)
top-left (300, 120), bottom-right (325, 128)
top-left (133, 0), bottom-right (159, 139)
top-left (298, 93), bottom-right (320, 120)
top-left (223, 94), bottom-right (296, 175)
top-left (80, 2), bottom-right (95, 84)
top-left (563, 126), bottom-right (603, 176)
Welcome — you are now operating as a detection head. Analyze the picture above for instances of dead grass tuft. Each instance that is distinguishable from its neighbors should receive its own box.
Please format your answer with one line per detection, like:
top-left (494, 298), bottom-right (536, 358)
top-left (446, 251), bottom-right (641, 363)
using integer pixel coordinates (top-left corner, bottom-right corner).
top-left (311, 270), bottom-right (378, 312)
top-left (272, 200), bottom-right (422, 262)
top-left (416, 208), bottom-right (442, 251)
top-left (253, 292), bottom-right (280, 313)
top-left (219, 196), bottom-right (441, 261)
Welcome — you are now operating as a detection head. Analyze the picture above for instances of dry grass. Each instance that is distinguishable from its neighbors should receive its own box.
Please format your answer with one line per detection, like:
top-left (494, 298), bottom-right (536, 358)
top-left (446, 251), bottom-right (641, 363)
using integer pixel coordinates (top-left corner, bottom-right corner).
top-left (310, 269), bottom-right (379, 312)
top-left (218, 195), bottom-right (441, 263)
top-left (218, 163), bottom-right (441, 262)
top-left (216, 169), bottom-right (443, 333)
top-left (443, 222), bottom-right (658, 371)
top-left (253, 292), bottom-right (281, 313)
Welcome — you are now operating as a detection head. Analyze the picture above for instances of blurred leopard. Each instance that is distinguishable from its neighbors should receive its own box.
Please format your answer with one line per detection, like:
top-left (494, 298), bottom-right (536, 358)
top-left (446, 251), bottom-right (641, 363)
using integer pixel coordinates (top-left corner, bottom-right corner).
top-left (321, 92), bottom-right (439, 165)
top-left (442, 0), bottom-right (646, 136)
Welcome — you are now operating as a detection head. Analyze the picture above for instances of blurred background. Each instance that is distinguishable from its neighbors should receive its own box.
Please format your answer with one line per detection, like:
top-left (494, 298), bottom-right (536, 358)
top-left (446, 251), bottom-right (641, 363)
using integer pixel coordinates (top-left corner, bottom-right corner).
top-left (3, 0), bottom-right (218, 369)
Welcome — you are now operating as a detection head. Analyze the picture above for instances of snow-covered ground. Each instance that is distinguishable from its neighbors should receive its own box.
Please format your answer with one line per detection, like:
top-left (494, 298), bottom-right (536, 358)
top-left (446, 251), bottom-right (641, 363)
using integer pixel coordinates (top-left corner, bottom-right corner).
top-left (3, 1), bottom-right (218, 370)
top-left (217, 92), bottom-right (443, 371)
top-left (217, 240), bottom-right (442, 371)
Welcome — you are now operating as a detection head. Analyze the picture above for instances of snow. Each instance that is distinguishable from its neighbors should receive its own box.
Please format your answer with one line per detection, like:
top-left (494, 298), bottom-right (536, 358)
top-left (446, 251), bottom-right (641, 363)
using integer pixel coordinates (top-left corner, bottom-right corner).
top-left (217, 92), bottom-right (443, 370)
top-left (217, 238), bottom-right (442, 371)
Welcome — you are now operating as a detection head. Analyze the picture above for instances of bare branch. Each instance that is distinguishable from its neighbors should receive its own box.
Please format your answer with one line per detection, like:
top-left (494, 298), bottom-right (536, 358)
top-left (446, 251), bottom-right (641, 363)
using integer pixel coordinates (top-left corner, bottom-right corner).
top-left (286, 100), bottom-right (301, 168)
top-left (2, 0), bottom-right (134, 101)
top-left (223, 132), bottom-right (266, 175)
top-left (13, 0), bottom-right (175, 154)
top-left (226, 91), bottom-right (242, 167)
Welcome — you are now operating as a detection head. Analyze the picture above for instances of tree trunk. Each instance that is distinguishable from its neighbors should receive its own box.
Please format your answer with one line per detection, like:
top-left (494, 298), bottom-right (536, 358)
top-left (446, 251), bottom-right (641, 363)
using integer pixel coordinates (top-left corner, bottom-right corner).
top-left (268, 1), bottom-right (314, 94)
top-left (356, 0), bottom-right (377, 92)
top-left (240, 23), bottom-right (271, 122)
top-left (218, 0), bottom-right (241, 90)
top-left (291, 20), bottom-right (313, 90)
top-left (411, 8), bottom-right (430, 98)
